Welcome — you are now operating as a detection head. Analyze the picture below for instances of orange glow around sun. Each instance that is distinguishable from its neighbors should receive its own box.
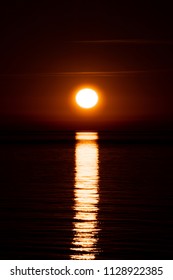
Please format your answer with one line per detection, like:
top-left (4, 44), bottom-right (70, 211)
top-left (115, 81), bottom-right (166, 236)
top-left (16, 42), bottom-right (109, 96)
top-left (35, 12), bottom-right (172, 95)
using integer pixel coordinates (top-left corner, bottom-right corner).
top-left (75, 88), bottom-right (98, 109)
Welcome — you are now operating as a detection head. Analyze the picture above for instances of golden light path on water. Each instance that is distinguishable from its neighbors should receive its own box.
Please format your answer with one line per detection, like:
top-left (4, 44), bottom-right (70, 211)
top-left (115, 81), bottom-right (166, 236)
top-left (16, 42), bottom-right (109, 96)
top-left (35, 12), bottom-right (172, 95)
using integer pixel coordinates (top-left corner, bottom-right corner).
top-left (70, 132), bottom-right (100, 260)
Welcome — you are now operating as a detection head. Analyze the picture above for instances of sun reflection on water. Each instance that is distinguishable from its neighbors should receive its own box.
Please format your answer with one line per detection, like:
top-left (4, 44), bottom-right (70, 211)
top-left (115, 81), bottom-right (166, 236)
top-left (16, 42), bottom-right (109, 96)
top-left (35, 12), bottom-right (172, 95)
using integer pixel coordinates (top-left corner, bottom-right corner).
top-left (70, 132), bottom-right (100, 260)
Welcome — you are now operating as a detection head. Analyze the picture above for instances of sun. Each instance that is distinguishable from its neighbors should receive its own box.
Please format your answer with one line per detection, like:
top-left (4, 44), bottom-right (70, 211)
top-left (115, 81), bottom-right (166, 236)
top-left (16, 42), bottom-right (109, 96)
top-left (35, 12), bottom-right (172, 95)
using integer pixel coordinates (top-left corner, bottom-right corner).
top-left (76, 88), bottom-right (98, 109)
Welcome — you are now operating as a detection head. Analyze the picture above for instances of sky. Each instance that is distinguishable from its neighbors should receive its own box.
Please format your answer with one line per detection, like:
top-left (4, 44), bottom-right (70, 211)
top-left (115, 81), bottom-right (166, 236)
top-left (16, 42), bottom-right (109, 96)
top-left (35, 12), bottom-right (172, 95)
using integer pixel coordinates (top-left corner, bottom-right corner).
top-left (0, 1), bottom-right (173, 131)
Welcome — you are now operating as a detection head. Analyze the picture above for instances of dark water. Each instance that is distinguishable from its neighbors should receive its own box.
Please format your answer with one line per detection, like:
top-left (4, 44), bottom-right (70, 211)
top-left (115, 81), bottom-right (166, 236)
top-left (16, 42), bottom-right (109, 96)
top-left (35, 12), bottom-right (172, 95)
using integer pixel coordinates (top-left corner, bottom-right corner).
top-left (0, 132), bottom-right (173, 260)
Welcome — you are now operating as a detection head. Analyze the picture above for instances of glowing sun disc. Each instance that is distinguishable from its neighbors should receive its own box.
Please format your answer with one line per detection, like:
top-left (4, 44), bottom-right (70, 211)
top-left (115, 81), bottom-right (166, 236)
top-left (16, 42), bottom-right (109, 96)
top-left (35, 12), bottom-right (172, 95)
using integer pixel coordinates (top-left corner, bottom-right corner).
top-left (76, 88), bottom-right (98, 109)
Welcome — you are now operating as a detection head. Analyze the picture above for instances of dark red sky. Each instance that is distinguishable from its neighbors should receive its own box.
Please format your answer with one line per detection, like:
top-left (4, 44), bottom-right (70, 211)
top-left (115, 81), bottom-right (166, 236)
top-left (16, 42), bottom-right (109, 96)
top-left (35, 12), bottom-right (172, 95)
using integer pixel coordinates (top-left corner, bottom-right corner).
top-left (0, 1), bottom-right (173, 130)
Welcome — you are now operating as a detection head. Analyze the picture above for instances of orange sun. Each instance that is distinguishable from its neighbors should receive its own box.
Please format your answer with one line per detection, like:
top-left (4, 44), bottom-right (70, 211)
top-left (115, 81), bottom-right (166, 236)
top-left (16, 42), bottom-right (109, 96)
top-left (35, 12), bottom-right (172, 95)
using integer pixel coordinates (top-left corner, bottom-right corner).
top-left (76, 88), bottom-right (98, 109)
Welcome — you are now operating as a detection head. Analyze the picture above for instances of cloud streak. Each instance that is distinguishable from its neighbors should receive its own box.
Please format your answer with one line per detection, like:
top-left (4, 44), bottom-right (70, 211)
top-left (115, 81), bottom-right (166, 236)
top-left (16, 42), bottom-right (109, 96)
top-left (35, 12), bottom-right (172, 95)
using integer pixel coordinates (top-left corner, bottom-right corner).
top-left (73, 39), bottom-right (173, 45)
top-left (0, 69), bottom-right (173, 78)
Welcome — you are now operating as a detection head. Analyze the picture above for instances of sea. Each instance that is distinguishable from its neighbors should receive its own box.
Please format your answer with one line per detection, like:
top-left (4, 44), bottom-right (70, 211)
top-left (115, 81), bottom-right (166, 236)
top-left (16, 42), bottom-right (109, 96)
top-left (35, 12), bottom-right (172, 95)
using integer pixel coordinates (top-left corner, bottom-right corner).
top-left (0, 131), bottom-right (173, 260)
